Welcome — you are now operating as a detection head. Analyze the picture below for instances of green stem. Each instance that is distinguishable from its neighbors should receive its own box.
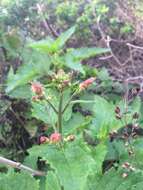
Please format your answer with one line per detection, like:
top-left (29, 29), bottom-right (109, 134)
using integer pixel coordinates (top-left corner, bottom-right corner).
top-left (45, 96), bottom-right (58, 114)
top-left (62, 90), bottom-right (78, 114)
top-left (58, 92), bottom-right (63, 134)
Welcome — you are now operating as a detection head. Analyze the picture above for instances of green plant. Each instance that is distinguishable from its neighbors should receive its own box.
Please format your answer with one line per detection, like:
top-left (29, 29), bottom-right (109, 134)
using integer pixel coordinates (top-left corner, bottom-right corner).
top-left (0, 25), bottom-right (110, 189)
top-left (5, 25), bottom-right (110, 137)
top-left (2, 1), bottom-right (143, 190)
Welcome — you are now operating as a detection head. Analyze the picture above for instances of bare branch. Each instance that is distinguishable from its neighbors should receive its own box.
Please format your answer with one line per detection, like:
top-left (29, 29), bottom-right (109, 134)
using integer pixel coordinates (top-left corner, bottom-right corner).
top-left (126, 76), bottom-right (143, 83)
top-left (99, 55), bottom-right (113, 60)
top-left (45, 19), bottom-right (59, 38)
top-left (0, 156), bottom-right (46, 176)
top-left (127, 43), bottom-right (143, 50)
top-left (37, 3), bottom-right (59, 38)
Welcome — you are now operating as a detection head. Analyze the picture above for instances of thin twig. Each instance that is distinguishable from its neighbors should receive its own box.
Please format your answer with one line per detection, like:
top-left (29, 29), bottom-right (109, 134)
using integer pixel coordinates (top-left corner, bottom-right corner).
top-left (127, 43), bottom-right (143, 50)
top-left (9, 107), bottom-right (25, 128)
top-left (62, 90), bottom-right (78, 114)
top-left (37, 3), bottom-right (59, 37)
top-left (99, 55), bottom-right (113, 60)
top-left (106, 36), bottom-right (123, 67)
top-left (58, 92), bottom-right (63, 134)
top-left (126, 76), bottom-right (143, 83)
top-left (124, 80), bottom-right (129, 126)
top-left (45, 19), bottom-right (59, 38)
top-left (45, 96), bottom-right (58, 114)
top-left (0, 156), bottom-right (46, 176)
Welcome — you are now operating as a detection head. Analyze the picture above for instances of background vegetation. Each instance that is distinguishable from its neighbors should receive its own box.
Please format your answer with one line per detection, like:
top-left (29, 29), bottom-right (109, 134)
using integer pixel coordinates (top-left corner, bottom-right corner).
top-left (1, 0), bottom-right (143, 189)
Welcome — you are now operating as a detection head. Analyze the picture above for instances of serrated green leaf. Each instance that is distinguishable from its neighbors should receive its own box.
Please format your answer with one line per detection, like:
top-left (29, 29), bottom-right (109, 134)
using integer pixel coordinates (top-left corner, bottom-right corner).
top-left (65, 47), bottom-right (110, 74)
top-left (95, 168), bottom-right (143, 190)
top-left (32, 101), bottom-right (57, 126)
top-left (91, 143), bottom-right (107, 174)
top-left (63, 113), bottom-right (91, 135)
top-left (28, 26), bottom-right (76, 53)
top-left (65, 54), bottom-right (85, 74)
top-left (6, 63), bottom-right (37, 93)
top-left (7, 85), bottom-right (31, 99)
top-left (24, 144), bottom-right (48, 169)
top-left (0, 171), bottom-right (39, 190)
top-left (53, 26), bottom-right (76, 50)
top-left (66, 47), bottom-right (110, 60)
top-left (46, 171), bottom-right (61, 190)
top-left (6, 51), bottom-right (51, 94)
top-left (90, 95), bottom-right (121, 138)
top-left (28, 37), bottom-right (55, 53)
top-left (131, 181), bottom-right (143, 190)
top-left (44, 142), bottom-right (95, 190)
top-left (25, 140), bottom-right (108, 190)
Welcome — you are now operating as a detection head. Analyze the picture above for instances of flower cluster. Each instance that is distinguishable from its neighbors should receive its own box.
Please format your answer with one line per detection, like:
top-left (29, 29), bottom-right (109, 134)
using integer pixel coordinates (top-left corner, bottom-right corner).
top-left (31, 82), bottom-right (44, 101)
top-left (31, 82), bottom-right (44, 95)
top-left (79, 77), bottom-right (95, 91)
top-left (39, 132), bottom-right (61, 144)
top-left (52, 69), bottom-right (72, 90)
top-left (121, 162), bottom-right (136, 178)
top-left (39, 133), bottom-right (76, 144)
top-left (39, 136), bottom-right (49, 144)
top-left (50, 132), bottom-right (61, 143)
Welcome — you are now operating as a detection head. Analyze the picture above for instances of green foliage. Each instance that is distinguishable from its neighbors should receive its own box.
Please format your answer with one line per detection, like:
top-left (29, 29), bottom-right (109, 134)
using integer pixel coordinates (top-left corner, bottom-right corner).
top-left (0, 170), bottom-right (39, 190)
top-left (46, 171), bottom-right (61, 190)
top-left (28, 26), bottom-right (110, 74)
top-left (5, 26), bottom-right (110, 97)
top-left (31, 100), bottom-right (57, 126)
top-left (28, 26), bottom-right (76, 54)
top-left (63, 113), bottom-right (91, 135)
top-left (95, 168), bottom-right (143, 190)
top-left (0, 30), bottom-right (22, 58)
top-left (65, 47), bottom-right (110, 74)
top-left (80, 95), bottom-right (121, 139)
top-left (45, 143), bottom-right (94, 190)
top-left (6, 51), bottom-right (51, 94)
top-left (1, 1), bottom-right (143, 190)
top-left (120, 23), bottom-right (134, 34)
top-left (25, 139), bottom-right (107, 190)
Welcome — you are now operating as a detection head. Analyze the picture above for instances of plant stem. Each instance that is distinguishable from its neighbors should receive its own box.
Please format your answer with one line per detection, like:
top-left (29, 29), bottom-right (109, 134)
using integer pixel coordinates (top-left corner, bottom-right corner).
top-left (58, 92), bottom-right (63, 134)
top-left (62, 90), bottom-right (78, 114)
top-left (0, 156), bottom-right (45, 176)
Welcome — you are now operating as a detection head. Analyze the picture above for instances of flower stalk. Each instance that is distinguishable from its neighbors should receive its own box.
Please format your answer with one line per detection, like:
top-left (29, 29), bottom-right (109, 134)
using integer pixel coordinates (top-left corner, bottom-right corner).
top-left (58, 92), bottom-right (63, 134)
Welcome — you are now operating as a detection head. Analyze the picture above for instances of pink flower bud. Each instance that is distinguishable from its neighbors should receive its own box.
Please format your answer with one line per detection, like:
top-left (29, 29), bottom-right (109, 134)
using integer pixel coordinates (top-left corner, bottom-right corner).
top-left (50, 132), bottom-right (61, 143)
top-left (31, 82), bottom-right (44, 96)
top-left (122, 173), bottom-right (128, 178)
top-left (39, 136), bottom-right (49, 144)
top-left (79, 77), bottom-right (95, 90)
top-left (122, 162), bottom-right (130, 169)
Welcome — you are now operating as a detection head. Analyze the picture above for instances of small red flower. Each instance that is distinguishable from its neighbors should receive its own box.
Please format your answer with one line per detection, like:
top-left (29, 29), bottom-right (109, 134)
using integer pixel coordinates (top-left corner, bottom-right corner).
top-left (39, 136), bottom-right (49, 144)
top-left (122, 162), bottom-right (130, 169)
top-left (79, 77), bottom-right (95, 90)
top-left (50, 132), bottom-right (61, 143)
top-left (31, 82), bottom-right (44, 96)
